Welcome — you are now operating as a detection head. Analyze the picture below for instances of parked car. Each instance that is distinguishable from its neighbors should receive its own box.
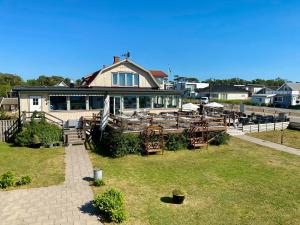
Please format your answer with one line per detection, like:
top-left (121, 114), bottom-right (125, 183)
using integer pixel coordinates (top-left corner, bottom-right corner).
top-left (200, 97), bottom-right (209, 104)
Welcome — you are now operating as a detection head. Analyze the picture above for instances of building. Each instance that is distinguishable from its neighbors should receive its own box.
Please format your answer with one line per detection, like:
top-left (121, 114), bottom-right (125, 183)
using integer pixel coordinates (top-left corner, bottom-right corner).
top-left (197, 85), bottom-right (249, 100)
top-left (0, 97), bottom-right (18, 112)
top-left (13, 56), bottom-right (181, 125)
top-left (174, 77), bottom-right (209, 98)
top-left (251, 87), bottom-right (276, 105)
top-left (273, 83), bottom-right (300, 107)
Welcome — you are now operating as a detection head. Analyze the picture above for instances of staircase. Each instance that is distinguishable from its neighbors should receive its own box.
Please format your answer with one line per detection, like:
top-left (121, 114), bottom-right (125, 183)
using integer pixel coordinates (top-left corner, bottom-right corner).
top-left (64, 128), bottom-right (85, 145)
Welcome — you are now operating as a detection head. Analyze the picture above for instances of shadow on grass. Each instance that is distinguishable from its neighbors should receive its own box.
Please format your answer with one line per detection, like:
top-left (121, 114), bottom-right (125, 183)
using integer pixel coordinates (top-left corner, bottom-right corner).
top-left (79, 200), bottom-right (103, 222)
top-left (160, 196), bottom-right (174, 204)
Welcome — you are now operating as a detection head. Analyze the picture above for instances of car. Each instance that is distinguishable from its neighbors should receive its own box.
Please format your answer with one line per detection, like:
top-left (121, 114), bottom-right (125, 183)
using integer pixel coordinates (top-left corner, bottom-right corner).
top-left (200, 97), bottom-right (209, 104)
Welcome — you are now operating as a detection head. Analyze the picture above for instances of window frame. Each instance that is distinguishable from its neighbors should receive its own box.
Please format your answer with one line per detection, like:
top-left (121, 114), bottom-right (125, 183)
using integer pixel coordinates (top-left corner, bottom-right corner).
top-left (112, 72), bottom-right (139, 87)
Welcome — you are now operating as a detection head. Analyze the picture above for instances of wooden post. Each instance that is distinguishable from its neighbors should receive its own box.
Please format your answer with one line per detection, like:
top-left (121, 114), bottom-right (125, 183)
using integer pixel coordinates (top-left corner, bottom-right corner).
top-left (258, 121), bottom-right (260, 132)
top-left (176, 115), bottom-right (179, 129)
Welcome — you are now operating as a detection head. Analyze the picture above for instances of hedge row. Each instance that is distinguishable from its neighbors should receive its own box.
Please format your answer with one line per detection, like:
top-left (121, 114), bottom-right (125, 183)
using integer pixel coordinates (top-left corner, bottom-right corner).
top-left (91, 127), bottom-right (229, 158)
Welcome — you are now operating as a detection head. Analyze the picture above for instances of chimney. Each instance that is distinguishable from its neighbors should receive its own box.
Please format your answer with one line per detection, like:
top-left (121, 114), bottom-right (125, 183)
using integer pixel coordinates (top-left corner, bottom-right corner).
top-left (113, 56), bottom-right (120, 64)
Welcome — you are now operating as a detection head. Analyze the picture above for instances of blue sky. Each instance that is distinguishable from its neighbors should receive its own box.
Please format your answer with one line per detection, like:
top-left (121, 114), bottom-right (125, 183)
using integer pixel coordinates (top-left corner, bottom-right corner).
top-left (0, 0), bottom-right (300, 82)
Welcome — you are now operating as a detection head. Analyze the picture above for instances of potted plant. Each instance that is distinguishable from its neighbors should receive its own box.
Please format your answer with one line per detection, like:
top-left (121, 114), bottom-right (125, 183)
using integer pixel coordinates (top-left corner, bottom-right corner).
top-left (172, 189), bottom-right (185, 204)
top-left (30, 135), bottom-right (41, 148)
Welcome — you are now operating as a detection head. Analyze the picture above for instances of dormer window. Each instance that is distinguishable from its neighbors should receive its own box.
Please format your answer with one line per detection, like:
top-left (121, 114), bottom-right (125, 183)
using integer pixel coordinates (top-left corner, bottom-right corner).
top-left (112, 72), bottom-right (139, 87)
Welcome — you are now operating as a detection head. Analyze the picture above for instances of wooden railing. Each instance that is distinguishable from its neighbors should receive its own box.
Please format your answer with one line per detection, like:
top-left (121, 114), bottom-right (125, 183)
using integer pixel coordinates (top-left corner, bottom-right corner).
top-left (21, 111), bottom-right (64, 128)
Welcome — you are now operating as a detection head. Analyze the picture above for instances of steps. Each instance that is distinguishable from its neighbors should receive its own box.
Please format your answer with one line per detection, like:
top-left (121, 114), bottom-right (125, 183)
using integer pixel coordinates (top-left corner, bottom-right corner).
top-left (64, 128), bottom-right (84, 145)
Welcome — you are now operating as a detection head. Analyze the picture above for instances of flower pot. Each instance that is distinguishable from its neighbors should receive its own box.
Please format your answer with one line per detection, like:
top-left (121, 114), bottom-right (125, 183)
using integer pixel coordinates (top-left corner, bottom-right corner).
top-left (173, 194), bottom-right (185, 204)
top-left (94, 169), bottom-right (103, 181)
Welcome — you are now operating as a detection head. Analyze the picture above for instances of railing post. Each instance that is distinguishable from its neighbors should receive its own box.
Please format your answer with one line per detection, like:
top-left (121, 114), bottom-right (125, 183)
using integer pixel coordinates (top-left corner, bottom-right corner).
top-left (258, 122), bottom-right (260, 132)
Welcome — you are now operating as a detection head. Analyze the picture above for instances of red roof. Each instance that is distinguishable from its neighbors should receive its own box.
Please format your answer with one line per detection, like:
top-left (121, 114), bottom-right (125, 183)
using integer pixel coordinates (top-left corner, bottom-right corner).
top-left (149, 70), bottom-right (168, 78)
top-left (81, 69), bottom-right (101, 86)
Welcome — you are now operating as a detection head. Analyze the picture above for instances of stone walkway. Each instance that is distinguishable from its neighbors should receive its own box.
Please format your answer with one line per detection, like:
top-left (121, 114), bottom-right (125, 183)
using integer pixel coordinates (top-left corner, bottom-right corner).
top-left (236, 135), bottom-right (300, 156)
top-left (0, 145), bottom-right (101, 225)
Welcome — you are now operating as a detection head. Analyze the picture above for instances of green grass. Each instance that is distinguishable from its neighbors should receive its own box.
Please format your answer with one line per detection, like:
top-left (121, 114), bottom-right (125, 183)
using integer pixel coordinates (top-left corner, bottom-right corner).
top-left (89, 138), bottom-right (300, 225)
top-left (0, 142), bottom-right (65, 190)
top-left (248, 129), bottom-right (300, 149)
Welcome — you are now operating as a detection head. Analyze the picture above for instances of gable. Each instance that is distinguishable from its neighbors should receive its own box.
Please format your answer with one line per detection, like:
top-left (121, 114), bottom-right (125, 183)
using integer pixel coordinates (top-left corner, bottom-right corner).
top-left (277, 84), bottom-right (292, 92)
top-left (88, 60), bottom-right (160, 88)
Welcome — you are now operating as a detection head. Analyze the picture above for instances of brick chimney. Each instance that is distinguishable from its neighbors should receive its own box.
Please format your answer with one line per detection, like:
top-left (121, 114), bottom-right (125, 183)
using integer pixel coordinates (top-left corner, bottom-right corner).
top-left (113, 56), bottom-right (120, 64)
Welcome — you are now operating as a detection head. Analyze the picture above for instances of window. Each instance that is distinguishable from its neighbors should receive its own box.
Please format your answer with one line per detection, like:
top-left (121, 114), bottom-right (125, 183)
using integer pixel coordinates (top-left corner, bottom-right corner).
top-left (274, 96), bottom-right (283, 102)
top-left (127, 73), bottom-right (133, 86)
top-left (134, 74), bottom-right (139, 86)
top-left (33, 98), bottom-right (39, 105)
top-left (112, 73), bottom-right (139, 86)
top-left (113, 73), bottom-right (118, 85)
top-left (70, 96), bottom-right (86, 110)
top-left (139, 96), bottom-right (151, 108)
top-left (119, 73), bottom-right (126, 86)
top-left (168, 96), bottom-right (178, 108)
top-left (50, 96), bottom-right (67, 110)
top-left (124, 96), bottom-right (137, 109)
top-left (89, 96), bottom-right (104, 109)
top-left (154, 96), bottom-right (164, 108)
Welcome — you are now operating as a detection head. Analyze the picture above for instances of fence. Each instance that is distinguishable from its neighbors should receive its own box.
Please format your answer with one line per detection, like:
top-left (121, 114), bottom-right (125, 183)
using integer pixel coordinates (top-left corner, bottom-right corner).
top-left (0, 119), bottom-right (18, 142)
top-left (242, 121), bottom-right (289, 133)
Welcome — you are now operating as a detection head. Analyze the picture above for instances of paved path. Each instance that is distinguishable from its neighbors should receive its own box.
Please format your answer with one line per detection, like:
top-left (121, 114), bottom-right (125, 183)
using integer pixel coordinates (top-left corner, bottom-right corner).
top-left (0, 145), bottom-right (101, 225)
top-left (236, 135), bottom-right (300, 156)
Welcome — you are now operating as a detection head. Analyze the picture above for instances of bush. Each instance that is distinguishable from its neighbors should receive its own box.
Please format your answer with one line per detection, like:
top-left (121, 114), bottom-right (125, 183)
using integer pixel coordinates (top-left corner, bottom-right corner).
top-left (15, 112), bottom-right (62, 147)
top-left (94, 188), bottom-right (127, 223)
top-left (96, 127), bottom-right (142, 158)
top-left (209, 132), bottom-right (230, 145)
top-left (164, 131), bottom-right (188, 151)
top-left (94, 179), bottom-right (105, 187)
top-left (16, 175), bottom-right (32, 186)
top-left (0, 171), bottom-right (15, 189)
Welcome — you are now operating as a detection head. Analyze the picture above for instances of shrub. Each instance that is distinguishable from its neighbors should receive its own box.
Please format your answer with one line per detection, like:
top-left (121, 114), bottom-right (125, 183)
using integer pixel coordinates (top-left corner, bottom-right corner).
top-left (164, 131), bottom-right (188, 151)
top-left (15, 115), bottom-right (62, 147)
top-left (94, 188), bottom-right (127, 223)
top-left (0, 171), bottom-right (15, 189)
top-left (94, 179), bottom-right (105, 187)
top-left (209, 132), bottom-right (230, 145)
top-left (16, 175), bottom-right (32, 186)
top-left (97, 127), bottom-right (142, 158)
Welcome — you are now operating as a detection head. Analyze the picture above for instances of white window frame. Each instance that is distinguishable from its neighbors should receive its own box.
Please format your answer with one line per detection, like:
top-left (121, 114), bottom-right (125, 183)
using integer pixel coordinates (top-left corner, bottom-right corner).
top-left (112, 72), bottom-right (139, 87)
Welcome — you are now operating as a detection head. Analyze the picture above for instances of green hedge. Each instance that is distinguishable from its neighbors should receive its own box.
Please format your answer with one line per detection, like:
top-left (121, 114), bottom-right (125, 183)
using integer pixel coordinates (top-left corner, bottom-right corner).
top-left (15, 112), bottom-right (62, 147)
top-left (92, 126), bottom-right (229, 158)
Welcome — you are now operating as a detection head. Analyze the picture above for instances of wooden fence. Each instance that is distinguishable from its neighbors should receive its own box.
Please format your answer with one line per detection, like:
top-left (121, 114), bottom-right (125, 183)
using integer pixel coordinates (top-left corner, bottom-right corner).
top-left (0, 119), bottom-right (18, 142)
top-left (242, 122), bottom-right (289, 133)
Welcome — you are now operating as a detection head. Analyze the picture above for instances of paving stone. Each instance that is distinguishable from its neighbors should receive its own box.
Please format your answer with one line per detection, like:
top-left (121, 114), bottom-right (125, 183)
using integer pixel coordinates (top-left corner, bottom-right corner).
top-left (0, 145), bottom-right (101, 225)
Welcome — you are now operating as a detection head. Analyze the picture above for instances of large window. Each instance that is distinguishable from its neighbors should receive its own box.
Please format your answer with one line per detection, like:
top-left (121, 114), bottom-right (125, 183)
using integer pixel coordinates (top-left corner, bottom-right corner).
top-left (124, 96), bottom-right (137, 109)
top-left (89, 96), bottom-right (104, 110)
top-left (112, 73), bottom-right (139, 86)
top-left (139, 96), bottom-right (151, 108)
top-left (168, 96), bottom-right (178, 108)
top-left (70, 96), bottom-right (86, 110)
top-left (50, 96), bottom-right (67, 110)
top-left (154, 96), bottom-right (165, 108)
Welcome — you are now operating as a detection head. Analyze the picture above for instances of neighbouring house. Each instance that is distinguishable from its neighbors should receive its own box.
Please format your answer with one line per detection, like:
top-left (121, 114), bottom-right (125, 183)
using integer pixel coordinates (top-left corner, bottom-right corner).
top-left (251, 87), bottom-right (276, 105)
top-left (174, 77), bottom-right (209, 98)
top-left (273, 82), bottom-right (300, 108)
top-left (235, 84), bottom-right (265, 96)
top-left (197, 85), bottom-right (249, 100)
top-left (0, 97), bottom-right (18, 112)
top-left (13, 56), bottom-right (181, 125)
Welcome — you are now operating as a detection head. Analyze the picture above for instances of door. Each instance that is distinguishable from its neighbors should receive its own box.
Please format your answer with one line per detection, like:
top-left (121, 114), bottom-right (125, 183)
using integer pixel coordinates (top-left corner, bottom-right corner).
top-left (109, 96), bottom-right (121, 115)
top-left (29, 96), bottom-right (42, 112)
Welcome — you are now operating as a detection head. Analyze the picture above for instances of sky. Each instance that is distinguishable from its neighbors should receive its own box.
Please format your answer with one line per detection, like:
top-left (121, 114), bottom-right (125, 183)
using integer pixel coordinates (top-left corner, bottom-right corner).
top-left (0, 0), bottom-right (300, 82)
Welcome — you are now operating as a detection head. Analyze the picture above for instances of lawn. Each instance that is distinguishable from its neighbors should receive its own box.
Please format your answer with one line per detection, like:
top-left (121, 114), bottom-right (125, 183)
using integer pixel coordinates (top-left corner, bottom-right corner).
top-left (89, 138), bottom-right (300, 225)
top-left (248, 129), bottom-right (300, 149)
top-left (0, 142), bottom-right (65, 189)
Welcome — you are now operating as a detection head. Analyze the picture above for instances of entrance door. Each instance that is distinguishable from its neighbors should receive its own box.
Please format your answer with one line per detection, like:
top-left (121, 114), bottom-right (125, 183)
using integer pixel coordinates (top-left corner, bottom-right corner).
top-left (109, 96), bottom-right (121, 115)
top-left (29, 96), bottom-right (42, 112)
